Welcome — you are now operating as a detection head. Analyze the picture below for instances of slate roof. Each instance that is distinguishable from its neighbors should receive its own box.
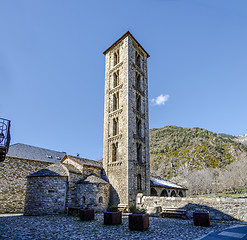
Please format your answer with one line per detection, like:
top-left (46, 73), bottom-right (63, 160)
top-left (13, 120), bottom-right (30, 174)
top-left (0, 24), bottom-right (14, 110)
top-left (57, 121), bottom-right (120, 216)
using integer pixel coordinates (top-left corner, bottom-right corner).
top-left (65, 155), bottom-right (102, 168)
top-left (27, 169), bottom-right (62, 177)
top-left (6, 143), bottom-right (66, 163)
top-left (150, 176), bottom-right (187, 190)
top-left (77, 173), bottom-right (108, 184)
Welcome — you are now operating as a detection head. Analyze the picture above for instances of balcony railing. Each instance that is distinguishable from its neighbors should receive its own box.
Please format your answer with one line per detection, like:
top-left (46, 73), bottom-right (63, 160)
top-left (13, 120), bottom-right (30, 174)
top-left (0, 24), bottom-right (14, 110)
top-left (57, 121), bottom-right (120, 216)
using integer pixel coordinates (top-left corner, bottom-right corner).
top-left (0, 118), bottom-right (11, 162)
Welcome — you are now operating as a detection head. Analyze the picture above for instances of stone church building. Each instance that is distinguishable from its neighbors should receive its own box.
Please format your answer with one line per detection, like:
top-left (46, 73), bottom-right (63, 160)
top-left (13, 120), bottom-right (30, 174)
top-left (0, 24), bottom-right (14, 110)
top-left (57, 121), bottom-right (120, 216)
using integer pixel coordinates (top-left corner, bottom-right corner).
top-left (0, 32), bottom-right (187, 215)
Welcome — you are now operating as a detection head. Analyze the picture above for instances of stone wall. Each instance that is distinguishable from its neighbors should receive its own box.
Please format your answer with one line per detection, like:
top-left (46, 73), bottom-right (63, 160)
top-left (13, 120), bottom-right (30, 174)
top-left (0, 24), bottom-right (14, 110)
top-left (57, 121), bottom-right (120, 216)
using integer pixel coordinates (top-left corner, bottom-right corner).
top-left (76, 182), bottom-right (110, 212)
top-left (24, 176), bottom-right (67, 215)
top-left (66, 172), bottom-right (84, 207)
top-left (138, 196), bottom-right (247, 221)
top-left (0, 157), bottom-right (50, 213)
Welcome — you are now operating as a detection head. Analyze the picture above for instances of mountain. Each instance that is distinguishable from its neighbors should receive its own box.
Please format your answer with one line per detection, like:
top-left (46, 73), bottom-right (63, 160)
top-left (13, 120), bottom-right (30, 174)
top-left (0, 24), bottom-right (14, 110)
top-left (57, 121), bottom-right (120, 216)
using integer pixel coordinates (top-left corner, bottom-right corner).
top-left (234, 134), bottom-right (247, 146)
top-left (149, 126), bottom-right (247, 195)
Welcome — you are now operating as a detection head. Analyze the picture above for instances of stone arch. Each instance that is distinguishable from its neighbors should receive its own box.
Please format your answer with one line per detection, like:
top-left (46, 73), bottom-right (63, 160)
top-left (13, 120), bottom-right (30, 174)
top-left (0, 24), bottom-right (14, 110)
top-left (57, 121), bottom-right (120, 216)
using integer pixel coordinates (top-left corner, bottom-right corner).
top-left (170, 190), bottom-right (177, 197)
top-left (151, 188), bottom-right (158, 196)
top-left (178, 190), bottom-right (184, 197)
top-left (160, 189), bottom-right (168, 197)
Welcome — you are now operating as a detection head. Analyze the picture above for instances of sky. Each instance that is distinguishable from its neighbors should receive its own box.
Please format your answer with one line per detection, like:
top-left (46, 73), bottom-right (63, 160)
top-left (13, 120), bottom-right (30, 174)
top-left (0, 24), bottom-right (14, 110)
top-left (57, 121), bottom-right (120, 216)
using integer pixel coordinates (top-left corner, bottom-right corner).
top-left (1, 0), bottom-right (247, 160)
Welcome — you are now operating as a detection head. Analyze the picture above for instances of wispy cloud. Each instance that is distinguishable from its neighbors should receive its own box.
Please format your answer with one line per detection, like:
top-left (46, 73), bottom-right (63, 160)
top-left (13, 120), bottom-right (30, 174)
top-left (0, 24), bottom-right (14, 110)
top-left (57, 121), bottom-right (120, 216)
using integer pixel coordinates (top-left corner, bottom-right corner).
top-left (151, 94), bottom-right (170, 106)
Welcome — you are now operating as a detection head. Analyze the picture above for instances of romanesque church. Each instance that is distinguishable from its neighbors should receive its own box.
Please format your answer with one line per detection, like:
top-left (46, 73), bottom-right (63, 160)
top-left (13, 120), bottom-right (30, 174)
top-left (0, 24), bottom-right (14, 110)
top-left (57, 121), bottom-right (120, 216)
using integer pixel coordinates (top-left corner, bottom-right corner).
top-left (0, 32), bottom-right (187, 215)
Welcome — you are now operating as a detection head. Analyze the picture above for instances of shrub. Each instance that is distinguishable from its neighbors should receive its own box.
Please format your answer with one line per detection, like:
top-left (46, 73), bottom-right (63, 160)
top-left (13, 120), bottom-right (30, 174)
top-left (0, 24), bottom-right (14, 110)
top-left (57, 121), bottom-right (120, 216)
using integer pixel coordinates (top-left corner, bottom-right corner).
top-left (129, 205), bottom-right (146, 214)
top-left (107, 205), bottom-right (119, 212)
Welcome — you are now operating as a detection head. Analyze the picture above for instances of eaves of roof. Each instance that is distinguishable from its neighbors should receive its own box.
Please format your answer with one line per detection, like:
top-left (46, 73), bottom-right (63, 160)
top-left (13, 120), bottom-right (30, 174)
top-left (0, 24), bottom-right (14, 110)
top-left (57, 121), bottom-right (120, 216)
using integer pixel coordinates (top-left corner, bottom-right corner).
top-left (103, 31), bottom-right (150, 58)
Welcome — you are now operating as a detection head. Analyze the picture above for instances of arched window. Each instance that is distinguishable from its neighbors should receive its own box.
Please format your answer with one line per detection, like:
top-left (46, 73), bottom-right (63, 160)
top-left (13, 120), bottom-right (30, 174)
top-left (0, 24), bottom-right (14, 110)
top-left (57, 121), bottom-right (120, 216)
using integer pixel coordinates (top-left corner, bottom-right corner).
top-left (137, 143), bottom-right (142, 163)
top-left (112, 142), bottom-right (118, 162)
top-left (171, 190), bottom-right (177, 197)
top-left (137, 174), bottom-right (142, 191)
top-left (136, 51), bottom-right (141, 68)
top-left (113, 92), bottom-right (119, 111)
top-left (136, 118), bottom-right (141, 137)
top-left (178, 191), bottom-right (184, 197)
top-left (136, 95), bottom-right (141, 112)
top-left (151, 188), bottom-right (158, 196)
top-left (114, 50), bottom-right (119, 66)
top-left (82, 196), bottom-right (86, 204)
top-left (136, 73), bottom-right (141, 90)
top-left (160, 189), bottom-right (168, 197)
top-left (99, 196), bottom-right (103, 204)
top-left (113, 71), bottom-right (119, 87)
top-left (113, 118), bottom-right (119, 136)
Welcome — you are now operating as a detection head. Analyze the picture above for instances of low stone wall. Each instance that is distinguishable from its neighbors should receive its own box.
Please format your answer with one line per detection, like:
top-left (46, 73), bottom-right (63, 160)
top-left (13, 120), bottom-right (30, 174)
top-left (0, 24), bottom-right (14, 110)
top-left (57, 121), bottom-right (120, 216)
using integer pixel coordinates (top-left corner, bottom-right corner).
top-left (0, 157), bottom-right (50, 213)
top-left (138, 196), bottom-right (247, 221)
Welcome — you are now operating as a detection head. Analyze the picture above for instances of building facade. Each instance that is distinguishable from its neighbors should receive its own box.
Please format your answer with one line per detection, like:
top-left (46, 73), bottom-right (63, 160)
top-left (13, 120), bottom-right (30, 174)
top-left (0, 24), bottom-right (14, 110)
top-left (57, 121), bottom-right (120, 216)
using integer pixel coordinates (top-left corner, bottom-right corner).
top-left (103, 32), bottom-right (151, 208)
top-left (0, 32), bottom-right (187, 215)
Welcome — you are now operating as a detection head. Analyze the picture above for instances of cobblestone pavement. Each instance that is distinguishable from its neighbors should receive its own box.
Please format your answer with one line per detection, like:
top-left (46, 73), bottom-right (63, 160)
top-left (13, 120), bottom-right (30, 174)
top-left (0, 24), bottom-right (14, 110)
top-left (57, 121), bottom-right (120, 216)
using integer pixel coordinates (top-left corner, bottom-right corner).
top-left (0, 213), bottom-right (241, 240)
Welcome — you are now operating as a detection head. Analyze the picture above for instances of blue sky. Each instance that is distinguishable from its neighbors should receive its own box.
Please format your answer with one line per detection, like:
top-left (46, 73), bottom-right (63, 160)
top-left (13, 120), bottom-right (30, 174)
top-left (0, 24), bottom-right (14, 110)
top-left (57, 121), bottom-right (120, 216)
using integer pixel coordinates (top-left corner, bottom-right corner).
top-left (1, 0), bottom-right (247, 160)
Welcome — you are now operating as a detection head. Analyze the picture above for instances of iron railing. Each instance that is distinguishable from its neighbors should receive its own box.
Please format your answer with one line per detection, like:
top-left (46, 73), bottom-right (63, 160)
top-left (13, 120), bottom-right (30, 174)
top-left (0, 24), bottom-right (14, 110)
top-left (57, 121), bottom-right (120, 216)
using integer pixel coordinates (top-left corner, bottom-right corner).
top-left (0, 118), bottom-right (11, 149)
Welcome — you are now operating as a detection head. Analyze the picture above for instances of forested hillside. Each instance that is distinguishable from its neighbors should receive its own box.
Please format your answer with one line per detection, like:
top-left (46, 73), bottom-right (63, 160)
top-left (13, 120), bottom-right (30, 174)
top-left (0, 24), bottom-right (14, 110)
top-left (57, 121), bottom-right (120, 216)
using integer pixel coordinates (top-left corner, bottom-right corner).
top-left (149, 126), bottom-right (247, 195)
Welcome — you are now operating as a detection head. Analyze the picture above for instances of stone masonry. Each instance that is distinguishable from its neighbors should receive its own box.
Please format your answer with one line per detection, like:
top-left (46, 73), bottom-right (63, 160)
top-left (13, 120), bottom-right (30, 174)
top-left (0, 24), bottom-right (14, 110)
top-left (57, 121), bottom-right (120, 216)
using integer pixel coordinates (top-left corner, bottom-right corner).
top-left (103, 32), bottom-right (150, 208)
top-left (0, 157), bottom-right (50, 213)
top-left (138, 196), bottom-right (247, 221)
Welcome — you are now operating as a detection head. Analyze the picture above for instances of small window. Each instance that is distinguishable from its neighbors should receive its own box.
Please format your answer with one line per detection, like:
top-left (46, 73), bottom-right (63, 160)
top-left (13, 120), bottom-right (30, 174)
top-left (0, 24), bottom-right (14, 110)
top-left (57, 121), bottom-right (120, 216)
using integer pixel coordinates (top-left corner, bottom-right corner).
top-left (99, 196), bottom-right (103, 204)
top-left (178, 191), bottom-right (184, 197)
top-left (113, 118), bottom-right (119, 136)
top-left (137, 143), bottom-right (142, 162)
top-left (114, 50), bottom-right (119, 66)
top-left (136, 118), bottom-right (141, 137)
top-left (136, 73), bottom-right (141, 90)
top-left (82, 196), bottom-right (86, 203)
top-left (136, 95), bottom-right (141, 112)
top-left (112, 142), bottom-right (118, 162)
top-left (137, 174), bottom-right (142, 191)
top-left (113, 71), bottom-right (119, 88)
top-left (113, 92), bottom-right (119, 111)
top-left (136, 51), bottom-right (141, 68)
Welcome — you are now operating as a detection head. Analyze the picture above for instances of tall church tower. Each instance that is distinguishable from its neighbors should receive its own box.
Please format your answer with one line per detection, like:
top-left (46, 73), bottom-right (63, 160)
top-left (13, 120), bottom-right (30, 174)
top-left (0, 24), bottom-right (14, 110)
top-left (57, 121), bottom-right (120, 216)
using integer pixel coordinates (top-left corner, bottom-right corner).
top-left (103, 32), bottom-right (150, 208)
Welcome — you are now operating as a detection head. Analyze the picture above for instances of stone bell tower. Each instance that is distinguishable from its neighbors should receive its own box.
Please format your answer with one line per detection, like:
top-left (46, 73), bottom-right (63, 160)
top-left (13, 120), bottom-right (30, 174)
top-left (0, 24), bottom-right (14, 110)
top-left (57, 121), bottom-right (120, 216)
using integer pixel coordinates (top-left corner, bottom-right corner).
top-left (103, 32), bottom-right (150, 208)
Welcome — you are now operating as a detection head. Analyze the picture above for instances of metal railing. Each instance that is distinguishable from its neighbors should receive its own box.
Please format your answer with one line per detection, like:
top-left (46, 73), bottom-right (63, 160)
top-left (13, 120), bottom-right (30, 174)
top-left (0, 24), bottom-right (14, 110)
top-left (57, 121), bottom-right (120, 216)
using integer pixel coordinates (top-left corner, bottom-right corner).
top-left (0, 118), bottom-right (11, 149)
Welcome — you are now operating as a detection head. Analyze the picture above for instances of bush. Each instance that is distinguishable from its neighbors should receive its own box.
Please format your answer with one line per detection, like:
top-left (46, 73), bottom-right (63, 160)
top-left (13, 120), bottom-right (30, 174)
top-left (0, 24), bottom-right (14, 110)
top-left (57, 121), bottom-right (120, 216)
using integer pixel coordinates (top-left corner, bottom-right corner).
top-left (107, 205), bottom-right (119, 212)
top-left (129, 205), bottom-right (146, 214)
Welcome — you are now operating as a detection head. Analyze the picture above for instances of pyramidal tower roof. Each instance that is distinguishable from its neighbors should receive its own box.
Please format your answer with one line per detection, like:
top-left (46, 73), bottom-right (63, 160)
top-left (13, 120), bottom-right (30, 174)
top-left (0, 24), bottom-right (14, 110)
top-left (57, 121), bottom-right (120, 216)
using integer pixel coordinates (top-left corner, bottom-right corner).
top-left (103, 31), bottom-right (150, 58)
